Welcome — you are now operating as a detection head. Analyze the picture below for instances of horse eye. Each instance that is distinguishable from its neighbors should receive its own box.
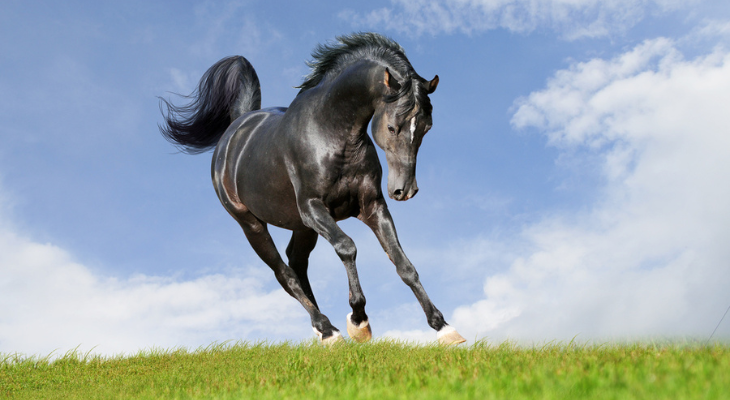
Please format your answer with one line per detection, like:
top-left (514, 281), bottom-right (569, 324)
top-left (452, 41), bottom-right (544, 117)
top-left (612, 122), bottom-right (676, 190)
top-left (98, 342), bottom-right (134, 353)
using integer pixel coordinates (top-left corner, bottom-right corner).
top-left (387, 125), bottom-right (396, 135)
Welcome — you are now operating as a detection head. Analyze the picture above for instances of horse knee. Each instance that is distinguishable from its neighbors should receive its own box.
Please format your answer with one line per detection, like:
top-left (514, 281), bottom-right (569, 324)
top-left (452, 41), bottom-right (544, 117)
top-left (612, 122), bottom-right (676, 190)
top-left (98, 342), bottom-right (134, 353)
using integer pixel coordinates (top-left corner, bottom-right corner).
top-left (397, 266), bottom-right (419, 287)
top-left (334, 237), bottom-right (357, 262)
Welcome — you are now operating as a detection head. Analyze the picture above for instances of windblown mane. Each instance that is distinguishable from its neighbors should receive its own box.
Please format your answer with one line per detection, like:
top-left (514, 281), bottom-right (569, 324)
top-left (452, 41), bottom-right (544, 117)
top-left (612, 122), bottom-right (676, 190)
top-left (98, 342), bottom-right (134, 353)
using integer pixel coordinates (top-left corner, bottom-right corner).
top-left (297, 32), bottom-right (429, 117)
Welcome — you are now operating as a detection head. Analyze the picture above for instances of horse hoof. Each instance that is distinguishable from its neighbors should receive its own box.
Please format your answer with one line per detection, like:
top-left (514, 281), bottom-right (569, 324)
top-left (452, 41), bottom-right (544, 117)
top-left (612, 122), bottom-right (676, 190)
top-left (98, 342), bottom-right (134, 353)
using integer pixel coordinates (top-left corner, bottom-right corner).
top-left (437, 325), bottom-right (466, 346)
top-left (346, 312), bottom-right (372, 343)
top-left (323, 331), bottom-right (345, 346)
top-left (314, 327), bottom-right (345, 346)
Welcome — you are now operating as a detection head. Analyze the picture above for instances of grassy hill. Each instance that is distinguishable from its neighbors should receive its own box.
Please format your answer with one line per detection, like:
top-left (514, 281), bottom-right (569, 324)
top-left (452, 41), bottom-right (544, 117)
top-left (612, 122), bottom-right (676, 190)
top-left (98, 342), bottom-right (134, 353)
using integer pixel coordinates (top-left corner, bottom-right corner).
top-left (2, 340), bottom-right (729, 399)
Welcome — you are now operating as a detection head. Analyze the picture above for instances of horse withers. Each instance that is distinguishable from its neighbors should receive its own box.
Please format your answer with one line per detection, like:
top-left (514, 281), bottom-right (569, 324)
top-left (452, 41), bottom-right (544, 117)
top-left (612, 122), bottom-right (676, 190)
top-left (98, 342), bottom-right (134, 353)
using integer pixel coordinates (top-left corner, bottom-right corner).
top-left (159, 33), bottom-right (465, 345)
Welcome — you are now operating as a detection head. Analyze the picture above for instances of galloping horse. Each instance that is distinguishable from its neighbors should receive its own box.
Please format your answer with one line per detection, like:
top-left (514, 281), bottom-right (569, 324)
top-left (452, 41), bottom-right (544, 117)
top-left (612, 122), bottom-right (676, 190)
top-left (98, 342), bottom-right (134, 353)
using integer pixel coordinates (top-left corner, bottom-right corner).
top-left (159, 33), bottom-right (465, 345)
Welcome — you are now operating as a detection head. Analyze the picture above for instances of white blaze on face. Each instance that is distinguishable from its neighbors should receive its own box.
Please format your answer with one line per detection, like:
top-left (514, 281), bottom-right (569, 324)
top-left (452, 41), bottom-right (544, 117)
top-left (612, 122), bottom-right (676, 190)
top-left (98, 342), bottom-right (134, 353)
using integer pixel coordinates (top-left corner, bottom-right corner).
top-left (409, 117), bottom-right (417, 143)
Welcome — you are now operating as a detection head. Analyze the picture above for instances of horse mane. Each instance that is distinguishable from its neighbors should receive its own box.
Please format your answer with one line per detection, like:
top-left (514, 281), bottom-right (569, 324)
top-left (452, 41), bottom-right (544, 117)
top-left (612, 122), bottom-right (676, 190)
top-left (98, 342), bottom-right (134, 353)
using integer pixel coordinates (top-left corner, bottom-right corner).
top-left (297, 32), bottom-right (428, 117)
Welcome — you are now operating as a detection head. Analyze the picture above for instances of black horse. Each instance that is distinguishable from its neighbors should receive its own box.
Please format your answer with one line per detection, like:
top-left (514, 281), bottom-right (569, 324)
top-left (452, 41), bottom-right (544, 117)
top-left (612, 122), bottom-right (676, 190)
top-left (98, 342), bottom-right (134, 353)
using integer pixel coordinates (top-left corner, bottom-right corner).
top-left (159, 33), bottom-right (465, 345)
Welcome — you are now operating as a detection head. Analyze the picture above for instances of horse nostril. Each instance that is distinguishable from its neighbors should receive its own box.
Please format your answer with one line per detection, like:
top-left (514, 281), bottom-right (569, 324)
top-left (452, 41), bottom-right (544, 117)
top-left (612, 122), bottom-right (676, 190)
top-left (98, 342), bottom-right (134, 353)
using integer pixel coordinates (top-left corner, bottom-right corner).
top-left (393, 189), bottom-right (403, 197)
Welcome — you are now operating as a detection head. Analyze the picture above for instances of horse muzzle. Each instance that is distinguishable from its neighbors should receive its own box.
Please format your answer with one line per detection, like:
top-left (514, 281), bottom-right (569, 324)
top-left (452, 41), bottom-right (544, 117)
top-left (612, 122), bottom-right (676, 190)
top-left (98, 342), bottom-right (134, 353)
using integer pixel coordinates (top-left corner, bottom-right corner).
top-left (388, 174), bottom-right (419, 201)
top-left (390, 185), bottom-right (419, 201)
top-left (385, 153), bottom-right (419, 201)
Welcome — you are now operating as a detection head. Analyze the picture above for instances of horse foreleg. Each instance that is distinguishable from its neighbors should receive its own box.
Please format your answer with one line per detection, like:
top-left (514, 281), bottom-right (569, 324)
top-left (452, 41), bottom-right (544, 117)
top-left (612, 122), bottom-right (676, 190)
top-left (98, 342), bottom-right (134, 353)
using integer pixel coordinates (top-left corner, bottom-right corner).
top-left (346, 312), bottom-right (372, 343)
top-left (235, 211), bottom-right (342, 344)
top-left (363, 200), bottom-right (466, 345)
top-left (298, 199), bottom-right (372, 343)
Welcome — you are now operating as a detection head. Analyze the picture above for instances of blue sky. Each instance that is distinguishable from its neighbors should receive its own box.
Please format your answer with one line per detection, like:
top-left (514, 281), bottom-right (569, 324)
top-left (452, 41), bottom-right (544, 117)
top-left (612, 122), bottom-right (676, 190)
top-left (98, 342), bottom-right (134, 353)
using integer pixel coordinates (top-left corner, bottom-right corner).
top-left (2, 0), bottom-right (730, 356)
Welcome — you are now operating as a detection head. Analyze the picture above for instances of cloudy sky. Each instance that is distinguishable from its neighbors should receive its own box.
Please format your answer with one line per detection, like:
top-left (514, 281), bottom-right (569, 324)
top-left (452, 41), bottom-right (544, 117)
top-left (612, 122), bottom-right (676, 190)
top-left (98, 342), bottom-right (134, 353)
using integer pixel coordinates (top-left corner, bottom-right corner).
top-left (2, 0), bottom-right (730, 356)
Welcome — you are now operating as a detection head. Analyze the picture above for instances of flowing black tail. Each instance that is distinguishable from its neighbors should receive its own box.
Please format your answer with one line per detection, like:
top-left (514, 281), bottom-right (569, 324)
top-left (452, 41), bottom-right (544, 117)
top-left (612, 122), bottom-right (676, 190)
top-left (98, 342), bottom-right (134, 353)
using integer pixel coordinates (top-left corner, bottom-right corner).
top-left (159, 56), bottom-right (262, 154)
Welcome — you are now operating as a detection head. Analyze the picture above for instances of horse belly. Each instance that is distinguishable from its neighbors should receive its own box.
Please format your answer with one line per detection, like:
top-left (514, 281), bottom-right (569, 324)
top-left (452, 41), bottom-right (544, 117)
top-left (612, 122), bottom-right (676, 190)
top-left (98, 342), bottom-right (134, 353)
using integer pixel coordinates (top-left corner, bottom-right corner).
top-left (238, 174), bottom-right (305, 230)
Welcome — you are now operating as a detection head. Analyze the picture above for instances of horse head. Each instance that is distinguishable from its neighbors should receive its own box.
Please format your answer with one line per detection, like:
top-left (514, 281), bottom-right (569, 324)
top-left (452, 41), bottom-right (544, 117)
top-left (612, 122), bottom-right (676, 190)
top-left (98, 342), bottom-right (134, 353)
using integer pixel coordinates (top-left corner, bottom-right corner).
top-left (372, 68), bottom-right (438, 201)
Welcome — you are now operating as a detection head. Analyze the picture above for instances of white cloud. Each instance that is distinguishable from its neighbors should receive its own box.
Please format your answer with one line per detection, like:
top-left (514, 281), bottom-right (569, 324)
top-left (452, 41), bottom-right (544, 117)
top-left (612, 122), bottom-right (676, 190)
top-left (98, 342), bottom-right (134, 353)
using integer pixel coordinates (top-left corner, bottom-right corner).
top-left (684, 19), bottom-right (730, 45)
top-left (188, 1), bottom-right (283, 59)
top-left (443, 38), bottom-right (730, 343)
top-left (0, 196), bottom-right (309, 357)
top-left (341, 0), bottom-right (693, 39)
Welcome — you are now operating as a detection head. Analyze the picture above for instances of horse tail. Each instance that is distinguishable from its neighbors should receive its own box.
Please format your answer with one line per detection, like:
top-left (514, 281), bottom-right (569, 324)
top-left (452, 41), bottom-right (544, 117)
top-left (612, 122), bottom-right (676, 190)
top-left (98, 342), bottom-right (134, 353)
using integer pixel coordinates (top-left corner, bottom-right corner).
top-left (159, 56), bottom-right (262, 154)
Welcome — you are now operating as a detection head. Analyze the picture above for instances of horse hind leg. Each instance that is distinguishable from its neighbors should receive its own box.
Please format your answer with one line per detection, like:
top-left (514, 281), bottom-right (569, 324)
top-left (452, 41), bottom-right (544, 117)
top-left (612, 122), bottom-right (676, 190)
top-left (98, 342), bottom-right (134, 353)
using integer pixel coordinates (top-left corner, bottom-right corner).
top-left (285, 229), bottom-right (319, 309)
top-left (233, 209), bottom-right (342, 345)
top-left (286, 228), bottom-right (371, 343)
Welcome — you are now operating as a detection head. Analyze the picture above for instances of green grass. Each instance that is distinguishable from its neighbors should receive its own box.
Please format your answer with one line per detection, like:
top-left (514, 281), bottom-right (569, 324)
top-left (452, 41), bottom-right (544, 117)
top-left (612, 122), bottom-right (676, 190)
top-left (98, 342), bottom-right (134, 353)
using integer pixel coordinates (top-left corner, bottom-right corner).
top-left (2, 340), bottom-right (729, 399)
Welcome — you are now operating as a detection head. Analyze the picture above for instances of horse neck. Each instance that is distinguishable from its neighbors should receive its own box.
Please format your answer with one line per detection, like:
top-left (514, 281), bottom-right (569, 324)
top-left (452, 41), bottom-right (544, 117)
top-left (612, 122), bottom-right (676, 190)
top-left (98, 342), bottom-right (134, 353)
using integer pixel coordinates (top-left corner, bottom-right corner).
top-left (318, 60), bottom-right (381, 138)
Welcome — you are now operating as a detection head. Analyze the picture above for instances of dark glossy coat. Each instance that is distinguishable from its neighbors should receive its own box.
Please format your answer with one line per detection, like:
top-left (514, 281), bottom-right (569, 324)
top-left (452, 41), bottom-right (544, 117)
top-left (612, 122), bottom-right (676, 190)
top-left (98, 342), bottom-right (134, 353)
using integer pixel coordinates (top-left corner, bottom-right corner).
top-left (160, 33), bottom-right (455, 342)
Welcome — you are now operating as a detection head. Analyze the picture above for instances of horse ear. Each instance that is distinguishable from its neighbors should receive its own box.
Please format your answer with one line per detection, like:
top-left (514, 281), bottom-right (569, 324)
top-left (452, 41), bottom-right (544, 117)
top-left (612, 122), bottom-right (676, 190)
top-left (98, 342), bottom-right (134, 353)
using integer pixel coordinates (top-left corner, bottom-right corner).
top-left (427, 75), bottom-right (439, 94)
top-left (384, 68), bottom-right (401, 92)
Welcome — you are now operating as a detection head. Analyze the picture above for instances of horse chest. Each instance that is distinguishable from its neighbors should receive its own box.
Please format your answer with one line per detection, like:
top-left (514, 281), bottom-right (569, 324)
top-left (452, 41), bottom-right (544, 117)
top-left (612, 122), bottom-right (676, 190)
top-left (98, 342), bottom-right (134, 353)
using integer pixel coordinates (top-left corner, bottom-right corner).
top-left (324, 174), bottom-right (365, 221)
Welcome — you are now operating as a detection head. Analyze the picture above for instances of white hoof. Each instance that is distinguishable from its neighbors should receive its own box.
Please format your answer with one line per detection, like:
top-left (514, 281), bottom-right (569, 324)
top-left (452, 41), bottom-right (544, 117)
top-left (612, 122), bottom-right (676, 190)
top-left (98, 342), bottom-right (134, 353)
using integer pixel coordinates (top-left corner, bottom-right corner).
top-left (313, 327), bottom-right (344, 346)
top-left (437, 325), bottom-right (466, 345)
top-left (346, 312), bottom-right (372, 343)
